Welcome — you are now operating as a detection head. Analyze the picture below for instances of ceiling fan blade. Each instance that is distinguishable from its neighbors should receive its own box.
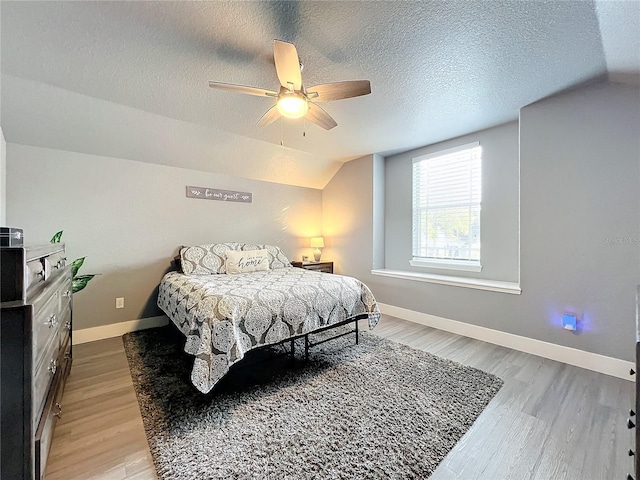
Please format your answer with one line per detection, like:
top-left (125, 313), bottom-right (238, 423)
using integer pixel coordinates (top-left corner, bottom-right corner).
top-left (208, 81), bottom-right (278, 98)
top-left (307, 80), bottom-right (371, 102)
top-left (273, 40), bottom-right (302, 91)
top-left (256, 105), bottom-right (281, 127)
top-left (305, 103), bottom-right (338, 130)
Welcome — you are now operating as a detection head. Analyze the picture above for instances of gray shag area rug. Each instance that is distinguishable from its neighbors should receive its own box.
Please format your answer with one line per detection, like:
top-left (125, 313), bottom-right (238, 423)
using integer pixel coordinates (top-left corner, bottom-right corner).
top-left (123, 326), bottom-right (503, 480)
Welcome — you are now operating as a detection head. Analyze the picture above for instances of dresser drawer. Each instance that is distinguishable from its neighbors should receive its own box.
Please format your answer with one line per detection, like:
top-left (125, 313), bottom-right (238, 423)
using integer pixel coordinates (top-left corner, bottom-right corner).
top-left (58, 305), bottom-right (72, 348)
top-left (34, 360), bottom-right (67, 480)
top-left (60, 282), bottom-right (73, 312)
top-left (32, 276), bottom-right (68, 369)
top-left (26, 258), bottom-right (47, 294)
top-left (45, 252), bottom-right (67, 275)
top-left (32, 336), bottom-right (61, 427)
top-left (299, 262), bottom-right (333, 273)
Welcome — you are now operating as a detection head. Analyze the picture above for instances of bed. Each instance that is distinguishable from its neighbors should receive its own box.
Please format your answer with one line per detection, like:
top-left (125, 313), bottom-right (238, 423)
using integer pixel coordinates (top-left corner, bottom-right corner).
top-left (157, 242), bottom-right (380, 393)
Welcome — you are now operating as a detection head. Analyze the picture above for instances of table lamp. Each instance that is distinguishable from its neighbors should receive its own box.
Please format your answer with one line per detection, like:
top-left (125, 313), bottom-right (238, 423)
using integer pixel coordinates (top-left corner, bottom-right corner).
top-left (310, 237), bottom-right (325, 262)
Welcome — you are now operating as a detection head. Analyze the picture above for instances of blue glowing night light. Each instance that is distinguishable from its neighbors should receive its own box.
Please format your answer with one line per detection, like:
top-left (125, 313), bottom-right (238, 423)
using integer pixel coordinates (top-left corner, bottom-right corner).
top-left (562, 313), bottom-right (577, 331)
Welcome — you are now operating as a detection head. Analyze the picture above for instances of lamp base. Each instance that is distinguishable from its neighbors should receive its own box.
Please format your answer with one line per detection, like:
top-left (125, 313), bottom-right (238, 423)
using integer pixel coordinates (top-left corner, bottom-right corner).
top-left (313, 248), bottom-right (322, 262)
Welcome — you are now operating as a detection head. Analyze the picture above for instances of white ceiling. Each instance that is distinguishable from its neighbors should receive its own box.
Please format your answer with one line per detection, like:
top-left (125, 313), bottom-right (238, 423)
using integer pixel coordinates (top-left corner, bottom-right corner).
top-left (1, 1), bottom-right (638, 189)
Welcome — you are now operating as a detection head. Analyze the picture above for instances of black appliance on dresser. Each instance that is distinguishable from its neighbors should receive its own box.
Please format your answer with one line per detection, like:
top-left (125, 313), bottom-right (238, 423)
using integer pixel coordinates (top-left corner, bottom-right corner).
top-left (1, 228), bottom-right (73, 480)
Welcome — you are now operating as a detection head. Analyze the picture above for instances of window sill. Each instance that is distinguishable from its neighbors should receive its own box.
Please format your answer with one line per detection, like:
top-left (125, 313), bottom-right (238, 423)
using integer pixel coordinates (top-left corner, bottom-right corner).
top-left (370, 269), bottom-right (521, 294)
top-left (409, 258), bottom-right (482, 272)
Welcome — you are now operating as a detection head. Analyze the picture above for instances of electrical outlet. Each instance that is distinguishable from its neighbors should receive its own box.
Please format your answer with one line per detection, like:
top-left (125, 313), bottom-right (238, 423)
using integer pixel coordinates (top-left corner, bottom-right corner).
top-left (116, 297), bottom-right (125, 309)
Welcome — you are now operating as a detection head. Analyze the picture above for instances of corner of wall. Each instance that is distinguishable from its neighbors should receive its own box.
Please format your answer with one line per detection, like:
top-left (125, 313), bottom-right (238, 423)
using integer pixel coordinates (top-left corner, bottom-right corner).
top-left (372, 154), bottom-right (385, 269)
top-left (321, 154), bottom-right (375, 277)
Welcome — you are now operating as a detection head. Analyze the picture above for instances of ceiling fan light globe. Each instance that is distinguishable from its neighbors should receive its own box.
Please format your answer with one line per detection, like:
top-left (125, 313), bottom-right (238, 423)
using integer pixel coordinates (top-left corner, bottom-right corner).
top-left (277, 94), bottom-right (308, 119)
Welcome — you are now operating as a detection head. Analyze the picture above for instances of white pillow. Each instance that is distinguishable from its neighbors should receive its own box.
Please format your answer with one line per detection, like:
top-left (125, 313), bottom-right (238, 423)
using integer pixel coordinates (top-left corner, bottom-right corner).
top-left (226, 249), bottom-right (270, 274)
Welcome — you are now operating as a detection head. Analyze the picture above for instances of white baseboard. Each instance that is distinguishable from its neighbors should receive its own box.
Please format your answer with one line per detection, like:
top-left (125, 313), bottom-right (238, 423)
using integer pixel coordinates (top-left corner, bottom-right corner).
top-left (379, 303), bottom-right (634, 382)
top-left (73, 315), bottom-right (169, 345)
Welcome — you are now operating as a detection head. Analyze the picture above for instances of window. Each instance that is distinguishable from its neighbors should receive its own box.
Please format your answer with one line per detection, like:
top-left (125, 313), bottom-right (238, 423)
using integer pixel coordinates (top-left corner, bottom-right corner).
top-left (411, 142), bottom-right (482, 271)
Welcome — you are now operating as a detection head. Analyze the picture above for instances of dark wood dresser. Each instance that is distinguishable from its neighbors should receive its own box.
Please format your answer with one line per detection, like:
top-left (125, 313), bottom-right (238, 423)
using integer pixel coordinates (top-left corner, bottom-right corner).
top-left (292, 261), bottom-right (333, 274)
top-left (632, 286), bottom-right (640, 480)
top-left (1, 243), bottom-right (73, 480)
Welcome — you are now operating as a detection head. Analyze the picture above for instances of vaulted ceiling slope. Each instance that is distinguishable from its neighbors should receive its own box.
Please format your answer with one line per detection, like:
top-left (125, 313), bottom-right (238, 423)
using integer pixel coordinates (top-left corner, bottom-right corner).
top-left (1, 1), bottom-right (638, 189)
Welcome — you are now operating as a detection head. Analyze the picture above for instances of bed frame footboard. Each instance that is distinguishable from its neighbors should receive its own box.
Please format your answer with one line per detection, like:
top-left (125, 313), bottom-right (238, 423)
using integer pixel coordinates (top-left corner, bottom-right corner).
top-left (301, 314), bottom-right (367, 360)
top-left (280, 314), bottom-right (367, 361)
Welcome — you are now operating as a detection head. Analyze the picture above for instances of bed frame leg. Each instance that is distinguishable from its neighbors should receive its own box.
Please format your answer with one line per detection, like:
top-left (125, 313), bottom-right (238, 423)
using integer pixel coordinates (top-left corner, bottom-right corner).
top-left (305, 334), bottom-right (309, 361)
top-left (355, 318), bottom-right (359, 344)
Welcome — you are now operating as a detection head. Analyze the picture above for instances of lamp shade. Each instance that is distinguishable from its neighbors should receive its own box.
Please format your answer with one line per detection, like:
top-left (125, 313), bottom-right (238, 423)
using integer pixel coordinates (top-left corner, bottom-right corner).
top-left (310, 237), bottom-right (325, 248)
top-left (277, 93), bottom-right (309, 119)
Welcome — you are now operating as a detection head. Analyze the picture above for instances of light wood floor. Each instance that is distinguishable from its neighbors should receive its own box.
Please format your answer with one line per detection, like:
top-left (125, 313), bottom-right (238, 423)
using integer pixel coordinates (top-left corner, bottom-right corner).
top-left (44, 336), bottom-right (156, 480)
top-left (45, 315), bottom-right (634, 479)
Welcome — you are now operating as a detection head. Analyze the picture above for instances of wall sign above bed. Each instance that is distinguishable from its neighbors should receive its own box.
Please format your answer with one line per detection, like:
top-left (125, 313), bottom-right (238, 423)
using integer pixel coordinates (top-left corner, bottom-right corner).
top-left (186, 186), bottom-right (252, 203)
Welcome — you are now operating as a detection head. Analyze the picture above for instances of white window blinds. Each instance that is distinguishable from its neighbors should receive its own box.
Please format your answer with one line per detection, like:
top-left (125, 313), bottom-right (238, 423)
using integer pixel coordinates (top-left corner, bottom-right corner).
top-left (412, 142), bottom-right (482, 263)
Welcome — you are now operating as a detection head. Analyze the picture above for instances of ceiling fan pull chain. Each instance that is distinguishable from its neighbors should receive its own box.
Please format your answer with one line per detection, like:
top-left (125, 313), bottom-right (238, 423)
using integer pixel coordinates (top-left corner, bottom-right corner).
top-left (303, 117), bottom-right (306, 137)
top-left (280, 118), bottom-right (284, 146)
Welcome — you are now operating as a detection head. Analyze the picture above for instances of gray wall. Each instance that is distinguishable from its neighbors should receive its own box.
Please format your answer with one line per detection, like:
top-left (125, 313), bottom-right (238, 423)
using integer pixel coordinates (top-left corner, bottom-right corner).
top-left (385, 121), bottom-right (520, 282)
top-left (327, 81), bottom-right (639, 361)
top-left (6, 143), bottom-right (322, 330)
top-left (518, 81), bottom-right (639, 359)
top-left (0, 127), bottom-right (6, 225)
top-left (322, 154), bottom-right (375, 278)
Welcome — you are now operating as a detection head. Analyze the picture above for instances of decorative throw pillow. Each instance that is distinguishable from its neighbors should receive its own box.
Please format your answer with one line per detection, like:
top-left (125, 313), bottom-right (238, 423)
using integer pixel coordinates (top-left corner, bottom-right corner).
top-left (180, 242), bottom-right (242, 275)
top-left (225, 249), bottom-right (270, 274)
top-left (241, 244), bottom-right (292, 270)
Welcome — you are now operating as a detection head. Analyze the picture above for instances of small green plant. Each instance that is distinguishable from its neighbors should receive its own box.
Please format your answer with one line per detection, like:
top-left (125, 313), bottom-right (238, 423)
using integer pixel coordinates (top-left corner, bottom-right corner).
top-left (50, 230), bottom-right (98, 293)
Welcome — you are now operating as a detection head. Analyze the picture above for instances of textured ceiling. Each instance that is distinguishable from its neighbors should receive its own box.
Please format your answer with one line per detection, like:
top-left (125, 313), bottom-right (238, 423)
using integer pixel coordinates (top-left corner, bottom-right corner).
top-left (1, 1), bottom-right (638, 188)
top-left (595, 0), bottom-right (640, 84)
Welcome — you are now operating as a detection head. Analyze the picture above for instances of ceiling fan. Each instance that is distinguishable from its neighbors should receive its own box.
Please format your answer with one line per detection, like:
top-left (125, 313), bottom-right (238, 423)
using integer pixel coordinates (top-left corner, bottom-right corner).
top-left (208, 40), bottom-right (371, 130)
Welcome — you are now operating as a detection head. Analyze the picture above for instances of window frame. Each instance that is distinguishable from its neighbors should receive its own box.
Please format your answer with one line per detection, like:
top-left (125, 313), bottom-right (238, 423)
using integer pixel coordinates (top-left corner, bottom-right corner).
top-left (411, 141), bottom-right (482, 272)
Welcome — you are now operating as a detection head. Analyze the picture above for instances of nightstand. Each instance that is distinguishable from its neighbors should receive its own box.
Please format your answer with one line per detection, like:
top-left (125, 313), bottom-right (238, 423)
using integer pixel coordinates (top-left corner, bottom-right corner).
top-left (292, 261), bottom-right (333, 274)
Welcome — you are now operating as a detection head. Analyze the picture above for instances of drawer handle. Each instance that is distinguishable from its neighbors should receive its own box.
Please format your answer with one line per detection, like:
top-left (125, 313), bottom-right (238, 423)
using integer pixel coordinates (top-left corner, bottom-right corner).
top-left (64, 350), bottom-right (72, 359)
top-left (55, 258), bottom-right (67, 269)
top-left (48, 359), bottom-right (58, 375)
top-left (64, 320), bottom-right (72, 331)
top-left (53, 402), bottom-right (63, 419)
top-left (63, 290), bottom-right (72, 298)
top-left (44, 314), bottom-right (58, 329)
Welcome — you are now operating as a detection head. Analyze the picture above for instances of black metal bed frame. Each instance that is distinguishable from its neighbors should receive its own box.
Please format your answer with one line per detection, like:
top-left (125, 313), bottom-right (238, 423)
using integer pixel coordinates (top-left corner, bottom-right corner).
top-left (169, 313), bottom-right (368, 370)
top-left (287, 313), bottom-right (367, 361)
